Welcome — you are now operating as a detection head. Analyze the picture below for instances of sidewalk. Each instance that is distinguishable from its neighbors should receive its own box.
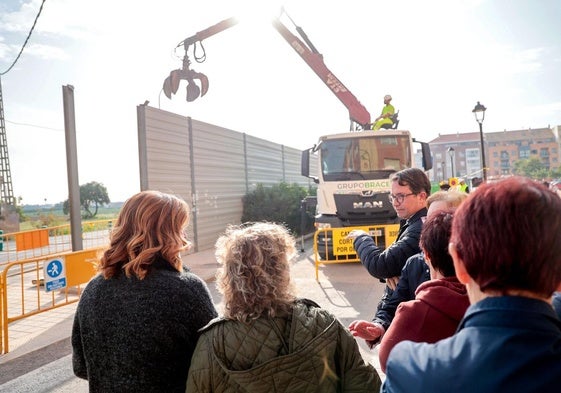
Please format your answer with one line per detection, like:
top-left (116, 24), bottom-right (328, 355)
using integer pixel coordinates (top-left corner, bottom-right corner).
top-left (0, 248), bottom-right (219, 382)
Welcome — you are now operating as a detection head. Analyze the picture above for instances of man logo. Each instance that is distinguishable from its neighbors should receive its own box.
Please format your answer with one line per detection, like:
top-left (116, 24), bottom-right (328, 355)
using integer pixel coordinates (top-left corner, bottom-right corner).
top-left (353, 201), bottom-right (383, 209)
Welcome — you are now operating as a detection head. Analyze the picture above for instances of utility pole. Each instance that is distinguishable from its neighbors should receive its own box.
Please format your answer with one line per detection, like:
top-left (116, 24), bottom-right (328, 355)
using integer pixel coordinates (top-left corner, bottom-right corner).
top-left (63, 85), bottom-right (83, 251)
top-left (0, 77), bottom-right (15, 208)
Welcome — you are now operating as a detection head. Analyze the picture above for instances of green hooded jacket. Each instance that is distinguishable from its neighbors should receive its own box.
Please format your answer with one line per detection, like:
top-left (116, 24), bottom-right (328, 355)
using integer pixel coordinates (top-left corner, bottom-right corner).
top-left (186, 298), bottom-right (381, 392)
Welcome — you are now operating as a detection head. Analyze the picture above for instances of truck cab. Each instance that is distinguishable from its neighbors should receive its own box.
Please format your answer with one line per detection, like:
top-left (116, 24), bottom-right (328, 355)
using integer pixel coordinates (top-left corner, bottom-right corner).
top-left (302, 130), bottom-right (432, 259)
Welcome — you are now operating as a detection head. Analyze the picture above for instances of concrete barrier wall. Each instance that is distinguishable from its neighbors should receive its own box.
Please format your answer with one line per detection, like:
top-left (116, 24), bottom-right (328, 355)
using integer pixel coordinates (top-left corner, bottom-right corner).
top-left (137, 105), bottom-right (317, 252)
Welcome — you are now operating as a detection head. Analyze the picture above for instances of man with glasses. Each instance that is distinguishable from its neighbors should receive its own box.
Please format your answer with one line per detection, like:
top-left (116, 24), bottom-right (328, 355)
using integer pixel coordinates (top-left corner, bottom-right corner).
top-left (347, 168), bottom-right (431, 340)
top-left (349, 191), bottom-right (468, 349)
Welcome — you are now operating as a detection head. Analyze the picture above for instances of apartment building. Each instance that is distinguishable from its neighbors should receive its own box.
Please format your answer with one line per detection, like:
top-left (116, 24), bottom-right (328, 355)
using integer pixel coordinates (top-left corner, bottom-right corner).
top-left (428, 126), bottom-right (560, 182)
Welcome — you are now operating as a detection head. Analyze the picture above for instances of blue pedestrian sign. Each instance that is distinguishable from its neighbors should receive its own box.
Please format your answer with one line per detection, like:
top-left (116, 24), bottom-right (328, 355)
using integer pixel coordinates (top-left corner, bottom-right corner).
top-left (44, 257), bottom-right (67, 292)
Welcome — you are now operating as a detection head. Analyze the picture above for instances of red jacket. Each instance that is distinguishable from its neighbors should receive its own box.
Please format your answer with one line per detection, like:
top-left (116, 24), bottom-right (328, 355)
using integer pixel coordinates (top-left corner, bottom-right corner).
top-left (378, 276), bottom-right (469, 372)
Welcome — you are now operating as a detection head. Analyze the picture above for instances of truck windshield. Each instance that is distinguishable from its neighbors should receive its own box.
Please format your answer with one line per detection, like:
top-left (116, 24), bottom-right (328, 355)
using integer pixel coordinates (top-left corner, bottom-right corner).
top-left (320, 135), bottom-right (412, 181)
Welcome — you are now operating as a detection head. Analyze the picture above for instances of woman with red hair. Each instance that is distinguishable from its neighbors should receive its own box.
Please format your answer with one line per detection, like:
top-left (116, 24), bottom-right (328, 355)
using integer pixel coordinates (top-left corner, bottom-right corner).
top-left (382, 177), bottom-right (561, 392)
top-left (72, 191), bottom-right (217, 392)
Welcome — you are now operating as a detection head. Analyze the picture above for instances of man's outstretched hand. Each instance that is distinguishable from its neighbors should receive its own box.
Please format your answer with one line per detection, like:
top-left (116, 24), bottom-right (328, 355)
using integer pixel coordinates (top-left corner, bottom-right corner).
top-left (346, 229), bottom-right (368, 240)
top-left (348, 320), bottom-right (385, 349)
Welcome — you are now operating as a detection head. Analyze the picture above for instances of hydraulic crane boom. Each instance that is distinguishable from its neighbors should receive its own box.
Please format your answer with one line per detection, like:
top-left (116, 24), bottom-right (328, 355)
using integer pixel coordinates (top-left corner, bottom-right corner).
top-left (270, 18), bottom-right (371, 129)
top-left (163, 9), bottom-right (372, 130)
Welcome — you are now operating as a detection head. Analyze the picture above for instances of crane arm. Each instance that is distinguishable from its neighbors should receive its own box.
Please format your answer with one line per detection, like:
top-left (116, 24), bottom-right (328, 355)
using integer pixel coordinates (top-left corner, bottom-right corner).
top-left (178, 17), bottom-right (239, 48)
top-left (163, 11), bottom-right (371, 129)
top-left (271, 17), bottom-right (371, 129)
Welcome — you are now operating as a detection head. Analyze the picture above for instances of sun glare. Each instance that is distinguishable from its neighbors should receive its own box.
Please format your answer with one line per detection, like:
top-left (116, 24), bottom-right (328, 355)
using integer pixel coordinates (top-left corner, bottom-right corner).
top-left (235, 0), bottom-right (285, 27)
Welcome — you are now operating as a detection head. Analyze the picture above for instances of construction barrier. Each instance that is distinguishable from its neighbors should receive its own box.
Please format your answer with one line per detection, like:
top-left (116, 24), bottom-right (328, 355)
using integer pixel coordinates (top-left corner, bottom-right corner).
top-left (313, 224), bottom-right (400, 280)
top-left (0, 247), bottom-right (103, 354)
top-left (0, 219), bottom-right (113, 269)
top-left (0, 220), bottom-right (112, 354)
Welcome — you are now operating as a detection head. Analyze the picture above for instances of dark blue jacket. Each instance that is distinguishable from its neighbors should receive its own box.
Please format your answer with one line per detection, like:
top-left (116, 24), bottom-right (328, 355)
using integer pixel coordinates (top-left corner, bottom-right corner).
top-left (373, 252), bottom-right (430, 331)
top-left (353, 208), bottom-right (427, 279)
top-left (553, 292), bottom-right (561, 319)
top-left (383, 296), bottom-right (561, 393)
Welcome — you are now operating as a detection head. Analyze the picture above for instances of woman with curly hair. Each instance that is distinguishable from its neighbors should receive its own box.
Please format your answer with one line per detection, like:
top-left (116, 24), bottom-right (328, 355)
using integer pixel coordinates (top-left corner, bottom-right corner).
top-left (72, 190), bottom-right (217, 392)
top-left (186, 222), bottom-right (381, 393)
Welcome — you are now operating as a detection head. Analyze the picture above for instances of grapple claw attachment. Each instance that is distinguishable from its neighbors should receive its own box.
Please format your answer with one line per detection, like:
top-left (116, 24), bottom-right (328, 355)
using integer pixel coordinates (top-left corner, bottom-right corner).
top-left (185, 69), bottom-right (209, 101)
top-left (170, 70), bottom-right (182, 95)
top-left (162, 66), bottom-right (209, 102)
top-left (186, 82), bottom-right (201, 102)
top-left (163, 76), bottom-right (173, 99)
top-left (162, 69), bottom-right (183, 99)
top-left (197, 73), bottom-right (209, 97)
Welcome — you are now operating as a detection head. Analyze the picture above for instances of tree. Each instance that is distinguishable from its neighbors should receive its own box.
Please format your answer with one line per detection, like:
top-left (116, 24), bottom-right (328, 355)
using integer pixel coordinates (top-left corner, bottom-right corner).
top-left (550, 165), bottom-right (561, 179)
top-left (512, 158), bottom-right (548, 179)
top-left (63, 181), bottom-right (110, 218)
top-left (242, 182), bottom-right (316, 235)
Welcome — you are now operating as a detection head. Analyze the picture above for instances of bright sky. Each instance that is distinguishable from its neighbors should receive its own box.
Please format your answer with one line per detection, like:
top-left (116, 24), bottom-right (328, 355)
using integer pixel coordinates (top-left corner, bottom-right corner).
top-left (1, 0), bottom-right (560, 205)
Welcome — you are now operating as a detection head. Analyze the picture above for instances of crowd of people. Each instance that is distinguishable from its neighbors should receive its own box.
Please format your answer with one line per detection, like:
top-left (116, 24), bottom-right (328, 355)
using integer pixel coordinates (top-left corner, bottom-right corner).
top-left (72, 172), bottom-right (561, 392)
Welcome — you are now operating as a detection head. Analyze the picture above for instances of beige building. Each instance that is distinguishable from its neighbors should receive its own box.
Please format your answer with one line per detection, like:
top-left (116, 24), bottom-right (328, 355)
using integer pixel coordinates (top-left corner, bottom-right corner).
top-left (428, 132), bottom-right (481, 182)
top-left (428, 126), bottom-right (561, 182)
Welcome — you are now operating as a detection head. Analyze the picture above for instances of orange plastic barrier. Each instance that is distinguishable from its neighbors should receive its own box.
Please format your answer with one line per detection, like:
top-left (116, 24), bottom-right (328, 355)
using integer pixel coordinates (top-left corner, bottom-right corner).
top-left (15, 229), bottom-right (49, 251)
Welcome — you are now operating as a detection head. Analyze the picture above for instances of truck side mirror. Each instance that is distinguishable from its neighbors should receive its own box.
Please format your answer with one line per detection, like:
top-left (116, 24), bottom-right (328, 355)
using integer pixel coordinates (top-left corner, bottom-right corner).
top-left (301, 149), bottom-right (310, 177)
top-left (420, 142), bottom-right (433, 171)
top-left (301, 148), bottom-right (319, 183)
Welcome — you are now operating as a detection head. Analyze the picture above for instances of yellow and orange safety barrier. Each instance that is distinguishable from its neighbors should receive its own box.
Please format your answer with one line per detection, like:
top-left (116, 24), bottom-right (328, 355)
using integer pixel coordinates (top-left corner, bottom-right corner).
top-left (313, 224), bottom-right (400, 280)
top-left (0, 220), bottom-right (113, 354)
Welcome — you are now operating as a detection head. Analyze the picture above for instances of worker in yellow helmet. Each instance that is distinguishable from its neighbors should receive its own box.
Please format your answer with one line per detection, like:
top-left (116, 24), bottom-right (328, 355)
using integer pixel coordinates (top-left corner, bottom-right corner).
top-left (372, 95), bottom-right (395, 130)
top-left (459, 179), bottom-right (470, 193)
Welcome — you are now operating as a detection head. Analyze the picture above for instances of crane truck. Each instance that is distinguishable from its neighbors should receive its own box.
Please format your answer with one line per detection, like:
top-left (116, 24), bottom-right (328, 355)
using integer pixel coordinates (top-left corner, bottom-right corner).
top-left (162, 9), bottom-right (432, 266)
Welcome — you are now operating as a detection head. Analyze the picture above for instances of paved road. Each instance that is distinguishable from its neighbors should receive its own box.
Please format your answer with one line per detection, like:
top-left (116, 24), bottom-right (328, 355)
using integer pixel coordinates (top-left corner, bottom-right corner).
top-left (0, 241), bottom-right (386, 391)
top-left (0, 354), bottom-right (87, 393)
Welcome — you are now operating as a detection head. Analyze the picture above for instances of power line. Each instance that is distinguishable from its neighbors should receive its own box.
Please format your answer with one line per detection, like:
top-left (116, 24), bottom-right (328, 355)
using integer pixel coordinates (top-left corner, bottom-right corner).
top-left (1, 0), bottom-right (47, 76)
top-left (5, 119), bottom-right (63, 132)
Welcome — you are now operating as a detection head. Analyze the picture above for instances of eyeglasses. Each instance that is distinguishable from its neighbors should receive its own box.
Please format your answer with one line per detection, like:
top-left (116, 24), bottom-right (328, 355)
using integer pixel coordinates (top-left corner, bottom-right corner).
top-left (388, 192), bottom-right (416, 204)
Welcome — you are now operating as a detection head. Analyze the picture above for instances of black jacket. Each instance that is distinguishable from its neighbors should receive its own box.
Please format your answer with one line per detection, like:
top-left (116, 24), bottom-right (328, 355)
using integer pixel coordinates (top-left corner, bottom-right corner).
top-left (553, 292), bottom-right (561, 319)
top-left (374, 252), bottom-right (430, 331)
top-left (353, 208), bottom-right (427, 279)
top-left (72, 263), bottom-right (218, 393)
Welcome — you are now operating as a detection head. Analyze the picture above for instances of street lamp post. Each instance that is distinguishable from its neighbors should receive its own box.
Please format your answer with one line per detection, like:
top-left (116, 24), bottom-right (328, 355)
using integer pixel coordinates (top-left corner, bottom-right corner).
top-left (447, 147), bottom-right (455, 178)
top-left (472, 101), bottom-right (487, 182)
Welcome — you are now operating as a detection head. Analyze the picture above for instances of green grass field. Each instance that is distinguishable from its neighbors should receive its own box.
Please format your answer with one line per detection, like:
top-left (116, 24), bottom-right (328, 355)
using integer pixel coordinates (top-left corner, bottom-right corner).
top-left (19, 205), bottom-right (121, 231)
